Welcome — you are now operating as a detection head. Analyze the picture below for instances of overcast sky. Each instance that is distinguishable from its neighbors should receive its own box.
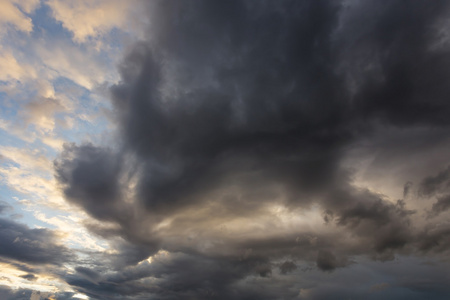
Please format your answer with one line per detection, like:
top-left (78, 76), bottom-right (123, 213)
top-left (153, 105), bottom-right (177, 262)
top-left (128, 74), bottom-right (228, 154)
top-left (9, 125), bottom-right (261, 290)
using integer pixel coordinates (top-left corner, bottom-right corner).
top-left (1, 1), bottom-right (450, 299)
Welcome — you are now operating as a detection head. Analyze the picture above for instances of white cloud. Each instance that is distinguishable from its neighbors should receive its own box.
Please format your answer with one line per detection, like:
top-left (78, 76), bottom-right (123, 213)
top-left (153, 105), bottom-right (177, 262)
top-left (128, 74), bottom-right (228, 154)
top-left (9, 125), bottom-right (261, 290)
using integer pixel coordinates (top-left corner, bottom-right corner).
top-left (47, 0), bottom-right (133, 43)
top-left (36, 40), bottom-right (116, 89)
top-left (0, 48), bottom-right (37, 82)
top-left (0, 0), bottom-right (40, 34)
top-left (0, 146), bottom-right (52, 171)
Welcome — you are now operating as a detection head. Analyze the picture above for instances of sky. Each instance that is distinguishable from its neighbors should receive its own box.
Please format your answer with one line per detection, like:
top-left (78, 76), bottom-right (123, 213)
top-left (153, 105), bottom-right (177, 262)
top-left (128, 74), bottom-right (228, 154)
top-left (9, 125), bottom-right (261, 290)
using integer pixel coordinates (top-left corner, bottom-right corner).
top-left (1, 0), bottom-right (450, 299)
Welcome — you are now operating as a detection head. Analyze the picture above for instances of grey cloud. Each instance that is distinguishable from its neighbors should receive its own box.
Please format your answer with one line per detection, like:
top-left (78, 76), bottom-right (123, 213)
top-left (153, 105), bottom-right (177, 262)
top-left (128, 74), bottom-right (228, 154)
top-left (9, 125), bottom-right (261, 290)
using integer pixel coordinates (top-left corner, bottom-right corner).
top-left (54, 143), bottom-right (130, 222)
top-left (19, 273), bottom-right (37, 281)
top-left (66, 251), bottom-right (305, 300)
top-left (337, 0), bottom-right (450, 126)
top-left (316, 249), bottom-right (339, 272)
top-left (75, 267), bottom-right (100, 282)
top-left (419, 166), bottom-right (450, 197)
top-left (416, 223), bottom-right (450, 253)
top-left (0, 218), bottom-right (74, 266)
top-left (403, 182), bottom-right (413, 198)
top-left (0, 201), bottom-right (12, 214)
top-left (0, 286), bottom-right (75, 300)
top-left (430, 194), bottom-right (450, 216)
top-left (279, 261), bottom-right (297, 274)
top-left (0, 286), bottom-right (33, 300)
top-left (417, 166), bottom-right (450, 217)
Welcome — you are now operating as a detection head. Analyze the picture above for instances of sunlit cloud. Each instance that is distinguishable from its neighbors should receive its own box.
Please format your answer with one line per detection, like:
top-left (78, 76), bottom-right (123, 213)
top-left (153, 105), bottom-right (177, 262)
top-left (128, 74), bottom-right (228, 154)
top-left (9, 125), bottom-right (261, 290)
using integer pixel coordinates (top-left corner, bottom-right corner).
top-left (47, 0), bottom-right (135, 43)
top-left (0, 0), bottom-right (40, 34)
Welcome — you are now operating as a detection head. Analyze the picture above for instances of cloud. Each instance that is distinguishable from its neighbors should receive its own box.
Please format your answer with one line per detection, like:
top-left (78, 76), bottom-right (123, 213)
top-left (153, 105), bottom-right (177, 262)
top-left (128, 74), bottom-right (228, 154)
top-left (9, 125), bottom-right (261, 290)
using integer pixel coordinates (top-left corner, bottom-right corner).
top-left (0, 146), bottom-right (66, 209)
top-left (430, 195), bottom-right (450, 216)
top-left (19, 274), bottom-right (37, 281)
top-left (0, 217), bottom-right (74, 265)
top-left (419, 166), bottom-right (450, 197)
top-left (316, 250), bottom-right (341, 272)
top-left (35, 40), bottom-right (116, 90)
top-left (0, 201), bottom-right (13, 214)
top-left (50, 0), bottom-right (450, 298)
top-left (21, 97), bottom-right (67, 133)
top-left (0, 146), bottom-right (52, 172)
top-left (0, 48), bottom-right (37, 82)
top-left (279, 261), bottom-right (297, 275)
top-left (47, 0), bottom-right (140, 43)
top-left (0, 0), bottom-right (40, 34)
top-left (0, 285), bottom-right (75, 300)
top-left (54, 143), bottom-right (129, 222)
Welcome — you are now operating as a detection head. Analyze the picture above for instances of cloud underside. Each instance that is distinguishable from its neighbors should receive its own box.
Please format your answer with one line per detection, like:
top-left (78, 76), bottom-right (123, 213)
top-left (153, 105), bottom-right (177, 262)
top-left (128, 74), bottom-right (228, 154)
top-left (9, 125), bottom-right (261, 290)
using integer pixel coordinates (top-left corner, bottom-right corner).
top-left (48, 0), bottom-right (450, 299)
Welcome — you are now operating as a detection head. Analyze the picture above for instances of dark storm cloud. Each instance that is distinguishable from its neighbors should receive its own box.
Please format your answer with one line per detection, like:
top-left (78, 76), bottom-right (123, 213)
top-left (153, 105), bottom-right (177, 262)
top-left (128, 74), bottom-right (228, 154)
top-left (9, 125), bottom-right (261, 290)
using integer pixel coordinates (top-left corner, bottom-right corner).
top-left (53, 0), bottom-right (450, 298)
top-left (0, 218), bottom-right (73, 266)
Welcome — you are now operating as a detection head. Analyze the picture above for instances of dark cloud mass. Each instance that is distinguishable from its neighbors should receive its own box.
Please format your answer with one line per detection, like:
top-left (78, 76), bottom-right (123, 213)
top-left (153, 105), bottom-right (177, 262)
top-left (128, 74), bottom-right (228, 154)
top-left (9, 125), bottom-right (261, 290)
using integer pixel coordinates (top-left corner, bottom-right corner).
top-left (51, 0), bottom-right (450, 298)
